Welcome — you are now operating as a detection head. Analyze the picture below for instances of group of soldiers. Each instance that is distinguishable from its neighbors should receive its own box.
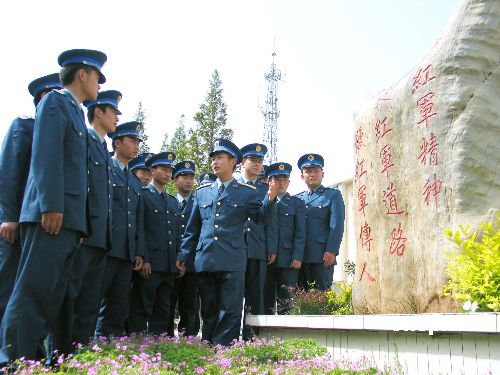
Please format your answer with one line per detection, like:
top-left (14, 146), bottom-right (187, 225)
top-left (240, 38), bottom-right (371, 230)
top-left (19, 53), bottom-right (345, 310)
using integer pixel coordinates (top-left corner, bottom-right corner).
top-left (0, 48), bottom-right (345, 367)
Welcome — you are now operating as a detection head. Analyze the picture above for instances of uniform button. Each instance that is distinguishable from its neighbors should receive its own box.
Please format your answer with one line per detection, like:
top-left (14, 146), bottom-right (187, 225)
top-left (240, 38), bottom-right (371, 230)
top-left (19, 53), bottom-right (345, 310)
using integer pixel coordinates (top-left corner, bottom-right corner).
top-left (181, 225), bottom-right (185, 228)
top-left (305, 206), bottom-right (309, 209)
top-left (108, 195), bottom-right (111, 198)
top-left (79, 131), bottom-right (82, 136)
top-left (216, 213), bottom-right (220, 217)
top-left (109, 209), bottom-right (111, 212)
top-left (247, 217), bottom-right (251, 221)
top-left (154, 209), bottom-right (158, 213)
top-left (181, 215), bottom-right (185, 218)
top-left (169, 241), bottom-right (172, 245)
top-left (217, 202), bottom-right (221, 206)
top-left (285, 213), bottom-right (289, 216)
top-left (128, 211), bottom-right (131, 214)
top-left (214, 236), bottom-right (218, 241)
top-left (319, 206), bottom-right (322, 208)
top-left (167, 221), bottom-right (171, 224)
top-left (128, 224), bottom-right (131, 228)
top-left (128, 187), bottom-right (130, 190)
top-left (167, 210), bottom-right (170, 214)
top-left (247, 228), bottom-right (251, 232)
top-left (95, 162), bottom-right (98, 165)
top-left (127, 199), bottom-right (130, 202)
top-left (215, 224), bottom-right (219, 228)
top-left (169, 231), bottom-right (171, 234)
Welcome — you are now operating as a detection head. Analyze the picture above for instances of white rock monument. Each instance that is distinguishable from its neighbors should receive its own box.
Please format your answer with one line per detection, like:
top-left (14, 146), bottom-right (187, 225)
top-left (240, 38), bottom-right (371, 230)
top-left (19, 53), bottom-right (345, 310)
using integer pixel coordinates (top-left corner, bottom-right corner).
top-left (352, 0), bottom-right (500, 313)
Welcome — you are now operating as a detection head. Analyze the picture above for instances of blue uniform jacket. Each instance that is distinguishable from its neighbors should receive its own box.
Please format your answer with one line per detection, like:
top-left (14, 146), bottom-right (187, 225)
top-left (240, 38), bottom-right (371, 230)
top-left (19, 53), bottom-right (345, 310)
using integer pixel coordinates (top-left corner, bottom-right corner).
top-left (109, 158), bottom-right (145, 262)
top-left (239, 179), bottom-right (277, 260)
top-left (295, 185), bottom-right (345, 264)
top-left (267, 193), bottom-right (306, 268)
top-left (20, 90), bottom-right (89, 235)
top-left (0, 117), bottom-right (34, 223)
top-left (178, 180), bottom-right (276, 272)
top-left (178, 194), bottom-right (196, 272)
top-left (82, 128), bottom-right (113, 250)
top-left (142, 185), bottom-right (180, 273)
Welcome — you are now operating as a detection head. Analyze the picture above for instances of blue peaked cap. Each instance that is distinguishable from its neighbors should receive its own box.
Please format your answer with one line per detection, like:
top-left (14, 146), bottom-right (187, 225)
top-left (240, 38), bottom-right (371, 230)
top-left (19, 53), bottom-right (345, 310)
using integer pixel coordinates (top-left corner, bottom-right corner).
top-left (266, 162), bottom-right (292, 178)
top-left (58, 49), bottom-right (107, 84)
top-left (84, 90), bottom-right (122, 115)
top-left (297, 153), bottom-right (324, 170)
top-left (146, 152), bottom-right (176, 168)
top-left (173, 160), bottom-right (196, 178)
top-left (28, 73), bottom-right (62, 99)
top-left (209, 138), bottom-right (242, 164)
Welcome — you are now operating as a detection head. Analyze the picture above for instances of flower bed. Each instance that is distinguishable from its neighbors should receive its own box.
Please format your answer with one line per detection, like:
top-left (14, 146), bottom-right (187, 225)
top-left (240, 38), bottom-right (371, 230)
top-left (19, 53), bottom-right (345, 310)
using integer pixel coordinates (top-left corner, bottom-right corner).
top-left (7, 335), bottom-right (393, 374)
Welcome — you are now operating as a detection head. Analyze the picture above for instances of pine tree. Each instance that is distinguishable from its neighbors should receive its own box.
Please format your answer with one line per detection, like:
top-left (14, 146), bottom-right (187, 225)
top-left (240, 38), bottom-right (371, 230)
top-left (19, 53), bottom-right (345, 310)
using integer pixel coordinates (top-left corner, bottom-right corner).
top-left (134, 101), bottom-right (150, 153)
top-left (191, 70), bottom-right (233, 172)
top-left (168, 114), bottom-right (191, 161)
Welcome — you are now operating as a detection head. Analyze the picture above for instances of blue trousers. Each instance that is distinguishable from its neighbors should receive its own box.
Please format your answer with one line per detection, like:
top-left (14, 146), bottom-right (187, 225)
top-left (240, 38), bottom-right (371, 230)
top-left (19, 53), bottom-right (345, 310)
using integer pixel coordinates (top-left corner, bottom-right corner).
top-left (129, 271), bottom-right (175, 335)
top-left (299, 262), bottom-right (334, 291)
top-left (0, 238), bottom-right (21, 326)
top-left (264, 267), bottom-right (299, 314)
top-left (53, 245), bottom-right (107, 354)
top-left (198, 271), bottom-right (245, 346)
top-left (242, 258), bottom-right (266, 340)
top-left (0, 224), bottom-right (79, 361)
top-left (167, 272), bottom-right (199, 337)
top-left (95, 257), bottom-right (132, 338)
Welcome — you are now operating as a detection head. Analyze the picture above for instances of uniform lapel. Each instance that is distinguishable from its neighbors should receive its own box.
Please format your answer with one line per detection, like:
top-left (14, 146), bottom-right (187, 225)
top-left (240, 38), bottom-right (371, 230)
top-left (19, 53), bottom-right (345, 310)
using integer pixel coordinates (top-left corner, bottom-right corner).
top-left (307, 185), bottom-right (324, 205)
top-left (219, 180), bottom-right (238, 201)
top-left (112, 158), bottom-right (127, 184)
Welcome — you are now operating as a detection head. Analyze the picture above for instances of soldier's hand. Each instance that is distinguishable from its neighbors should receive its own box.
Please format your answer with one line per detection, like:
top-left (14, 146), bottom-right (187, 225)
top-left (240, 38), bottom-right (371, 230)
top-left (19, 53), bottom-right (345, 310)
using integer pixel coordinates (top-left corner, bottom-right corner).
top-left (290, 260), bottom-right (302, 269)
top-left (323, 252), bottom-right (336, 268)
top-left (267, 178), bottom-right (277, 201)
top-left (267, 253), bottom-right (277, 265)
top-left (140, 262), bottom-right (151, 279)
top-left (41, 212), bottom-right (63, 235)
top-left (176, 260), bottom-right (186, 277)
top-left (0, 222), bottom-right (19, 244)
top-left (133, 256), bottom-right (144, 271)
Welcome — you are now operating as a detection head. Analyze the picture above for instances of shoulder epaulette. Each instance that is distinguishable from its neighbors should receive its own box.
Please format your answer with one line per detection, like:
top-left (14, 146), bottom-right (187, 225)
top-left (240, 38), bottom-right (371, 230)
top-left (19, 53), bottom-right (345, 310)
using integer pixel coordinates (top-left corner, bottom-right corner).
top-left (196, 183), bottom-right (212, 190)
top-left (238, 181), bottom-right (256, 190)
top-left (18, 115), bottom-right (34, 120)
top-left (295, 191), bottom-right (306, 197)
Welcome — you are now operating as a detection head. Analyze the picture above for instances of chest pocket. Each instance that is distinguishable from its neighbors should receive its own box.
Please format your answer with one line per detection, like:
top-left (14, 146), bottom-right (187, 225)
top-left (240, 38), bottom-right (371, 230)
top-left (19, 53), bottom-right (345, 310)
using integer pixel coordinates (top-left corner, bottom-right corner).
top-left (89, 153), bottom-right (105, 183)
top-left (113, 182), bottom-right (125, 200)
top-left (308, 201), bottom-right (330, 219)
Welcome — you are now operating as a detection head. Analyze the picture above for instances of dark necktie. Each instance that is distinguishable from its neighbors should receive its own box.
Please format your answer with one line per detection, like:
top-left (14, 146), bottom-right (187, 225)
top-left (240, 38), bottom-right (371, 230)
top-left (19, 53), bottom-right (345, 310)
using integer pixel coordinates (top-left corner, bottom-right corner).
top-left (181, 199), bottom-right (187, 210)
top-left (218, 183), bottom-right (225, 198)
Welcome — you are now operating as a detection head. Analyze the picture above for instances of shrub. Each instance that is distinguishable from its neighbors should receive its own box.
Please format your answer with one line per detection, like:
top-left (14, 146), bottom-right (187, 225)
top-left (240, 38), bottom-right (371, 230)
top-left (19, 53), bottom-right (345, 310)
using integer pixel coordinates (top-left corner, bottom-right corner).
top-left (326, 281), bottom-right (353, 315)
top-left (441, 210), bottom-right (500, 312)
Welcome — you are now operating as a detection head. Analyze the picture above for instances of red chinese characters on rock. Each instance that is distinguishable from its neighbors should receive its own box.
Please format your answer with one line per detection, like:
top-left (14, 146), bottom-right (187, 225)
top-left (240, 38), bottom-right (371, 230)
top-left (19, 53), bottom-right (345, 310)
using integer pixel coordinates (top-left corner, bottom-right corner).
top-left (416, 92), bottom-right (437, 128)
top-left (355, 127), bottom-right (364, 153)
top-left (382, 181), bottom-right (405, 216)
top-left (412, 64), bottom-right (436, 94)
top-left (417, 132), bottom-right (439, 166)
top-left (360, 221), bottom-right (373, 252)
top-left (355, 159), bottom-right (367, 182)
top-left (379, 144), bottom-right (394, 178)
top-left (357, 185), bottom-right (368, 217)
top-left (359, 262), bottom-right (376, 282)
top-left (374, 116), bottom-right (392, 142)
top-left (423, 173), bottom-right (443, 208)
top-left (389, 222), bottom-right (407, 256)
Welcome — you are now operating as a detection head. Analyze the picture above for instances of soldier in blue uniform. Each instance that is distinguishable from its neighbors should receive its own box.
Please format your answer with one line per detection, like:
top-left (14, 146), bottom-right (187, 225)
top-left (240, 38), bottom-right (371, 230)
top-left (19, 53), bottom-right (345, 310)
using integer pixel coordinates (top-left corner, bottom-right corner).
top-left (95, 122), bottom-right (145, 338)
top-left (0, 73), bottom-right (61, 327)
top-left (0, 49), bottom-right (107, 363)
top-left (257, 164), bottom-right (269, 184)
top-left (128, 152), bottom-right (180, 335)
top-left (129, 153), bottom-right (153, 186)
top-left (53, 90), bottom-right (122, 354)
top-left (263, 162), bottom-right (306, 314)
top-left (295, 153), bottom-right (345, 291)
top-left (167, 160), bottom-right (199, 337)
top-left (238, 143), bottom-right (277, 340)
top-left (176, 138), bottom-right (277, 346)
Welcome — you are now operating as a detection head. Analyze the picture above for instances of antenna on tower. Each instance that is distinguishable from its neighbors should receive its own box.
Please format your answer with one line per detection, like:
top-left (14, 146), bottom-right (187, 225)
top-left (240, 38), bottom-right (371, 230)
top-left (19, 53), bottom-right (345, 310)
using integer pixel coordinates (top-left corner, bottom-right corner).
top-left (261, 49), bottom-right (284, 164)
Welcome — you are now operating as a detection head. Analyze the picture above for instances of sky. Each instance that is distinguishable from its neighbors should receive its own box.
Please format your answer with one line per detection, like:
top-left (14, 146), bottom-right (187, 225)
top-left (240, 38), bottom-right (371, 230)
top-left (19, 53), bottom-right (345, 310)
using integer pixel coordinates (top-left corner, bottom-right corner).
top-left (0, 0), bottom-right (461, 193)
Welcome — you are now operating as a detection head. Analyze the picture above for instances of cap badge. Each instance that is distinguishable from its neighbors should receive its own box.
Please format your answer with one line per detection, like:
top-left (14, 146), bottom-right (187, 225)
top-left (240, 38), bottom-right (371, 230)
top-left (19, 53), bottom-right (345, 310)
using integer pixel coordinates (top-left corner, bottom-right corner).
top-left (214, 140), bottom-right (220, 147)
top-left (279, 164), bottom-right (285, 170)
top-left (256, 145), bottom-right (261, 152)
top-left (308, 155), bottom-right (314, 161)
top-left (185, 162), bottom-right (190, 168)
top-left (204, 174), bottom-right (209, 179)
top-left (167, 154), bottom-right (173, 160)
top-left (136, 125), bottom-right (143, 132)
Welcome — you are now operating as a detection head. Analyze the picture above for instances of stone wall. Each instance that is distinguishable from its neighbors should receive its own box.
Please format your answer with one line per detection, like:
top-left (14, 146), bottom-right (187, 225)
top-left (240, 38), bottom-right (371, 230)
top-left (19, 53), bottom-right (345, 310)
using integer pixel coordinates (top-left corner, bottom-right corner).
top-left (352, 0), bottom-right (500, 313)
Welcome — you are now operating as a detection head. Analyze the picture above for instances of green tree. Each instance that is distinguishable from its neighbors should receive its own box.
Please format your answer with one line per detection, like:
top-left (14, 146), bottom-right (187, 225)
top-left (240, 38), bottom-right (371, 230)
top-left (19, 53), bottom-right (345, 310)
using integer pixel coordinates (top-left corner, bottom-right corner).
top-left (168, 114), bottom-right (191, 161)
top-left (134, 101), bottom-right (150, 153)
top-left (191, 69), bottom-right (233, 172)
